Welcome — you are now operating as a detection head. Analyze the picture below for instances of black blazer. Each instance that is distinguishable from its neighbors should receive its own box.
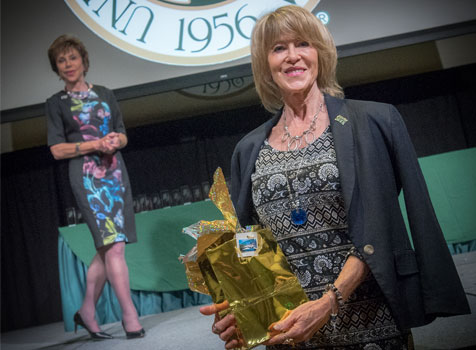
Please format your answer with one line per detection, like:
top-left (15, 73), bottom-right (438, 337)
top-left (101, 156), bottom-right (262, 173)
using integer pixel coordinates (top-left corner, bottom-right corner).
top-left (230, 94), bottom-right (470, 330)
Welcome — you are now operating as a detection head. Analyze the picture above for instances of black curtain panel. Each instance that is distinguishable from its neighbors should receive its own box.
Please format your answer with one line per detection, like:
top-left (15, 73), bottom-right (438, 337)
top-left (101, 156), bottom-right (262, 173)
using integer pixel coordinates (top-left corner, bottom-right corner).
top-left (1, 148), bottom-right (63, 330)
top-left (1, 64), bottom-right (475, 332)
top-left (345, 63), bottom-right (476, 155)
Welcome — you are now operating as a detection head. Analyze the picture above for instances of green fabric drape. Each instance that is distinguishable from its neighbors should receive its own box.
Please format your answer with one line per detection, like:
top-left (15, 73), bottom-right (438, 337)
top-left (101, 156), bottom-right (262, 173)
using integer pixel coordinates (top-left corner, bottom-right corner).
top-left (58, 200), bottom-right (221, 331)
top-left (59, 200), bottom-right (223, 291)
top-left (399, 147), bottom-right (476, 244)
top-left (58, 235), bottom-right (212, 331)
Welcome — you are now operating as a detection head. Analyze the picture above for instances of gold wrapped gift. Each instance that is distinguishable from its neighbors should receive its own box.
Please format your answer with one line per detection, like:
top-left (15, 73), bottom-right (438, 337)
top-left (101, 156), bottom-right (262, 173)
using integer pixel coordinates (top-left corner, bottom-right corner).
top-left (181, 222), bottom-right (234, 298)
top-left (181, 168), bottom-right (308, 349)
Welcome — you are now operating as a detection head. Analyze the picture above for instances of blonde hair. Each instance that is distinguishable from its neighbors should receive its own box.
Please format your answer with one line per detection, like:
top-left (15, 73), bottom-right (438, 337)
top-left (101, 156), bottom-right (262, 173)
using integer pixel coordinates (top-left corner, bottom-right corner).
top-left (251, 5), bottom-right (343, 112)
top-left (48, 34), bottom-right (89, 76)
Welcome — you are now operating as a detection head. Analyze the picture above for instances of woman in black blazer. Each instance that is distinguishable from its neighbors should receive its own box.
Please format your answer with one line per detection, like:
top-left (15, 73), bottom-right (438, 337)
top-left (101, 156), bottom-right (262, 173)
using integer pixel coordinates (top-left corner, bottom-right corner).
top-left (201, 5), bottom-right (469, 349)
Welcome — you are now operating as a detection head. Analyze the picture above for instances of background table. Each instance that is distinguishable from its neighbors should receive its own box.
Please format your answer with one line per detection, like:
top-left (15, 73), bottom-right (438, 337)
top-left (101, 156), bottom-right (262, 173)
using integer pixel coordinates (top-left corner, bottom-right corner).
top-left (59, 200), bottom-right (222, 331)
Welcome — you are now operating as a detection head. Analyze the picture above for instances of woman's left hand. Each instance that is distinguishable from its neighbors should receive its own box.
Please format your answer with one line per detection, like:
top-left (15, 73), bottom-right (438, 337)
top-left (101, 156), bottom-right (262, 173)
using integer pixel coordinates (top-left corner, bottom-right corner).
top-left (99, 132), bottom-right (122, 154)
top-left (265, 297), bottom-right (331, 345)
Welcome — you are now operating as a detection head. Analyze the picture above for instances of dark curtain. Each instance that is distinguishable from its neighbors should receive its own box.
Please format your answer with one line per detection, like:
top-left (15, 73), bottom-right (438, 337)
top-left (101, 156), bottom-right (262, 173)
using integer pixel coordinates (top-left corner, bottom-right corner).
top-left (345, 63), bottom-right (476, 156)
top-left (1, 148), bottom-right (63, 330)
top-left (122, 105), bottom-right (271, 197)
top-left (2, 64), bottom-right (475, 332)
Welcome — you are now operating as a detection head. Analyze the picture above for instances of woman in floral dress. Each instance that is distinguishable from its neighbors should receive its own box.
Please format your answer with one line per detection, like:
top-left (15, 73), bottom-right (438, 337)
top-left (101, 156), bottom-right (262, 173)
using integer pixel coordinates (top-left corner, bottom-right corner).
top-left (46, 35), bottom-right (144, 339)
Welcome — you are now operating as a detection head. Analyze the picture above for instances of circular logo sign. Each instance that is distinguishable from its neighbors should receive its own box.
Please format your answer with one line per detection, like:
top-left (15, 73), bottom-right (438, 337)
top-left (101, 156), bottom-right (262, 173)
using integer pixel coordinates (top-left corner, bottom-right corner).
top-left (65, 0), bottom-right (321, 66)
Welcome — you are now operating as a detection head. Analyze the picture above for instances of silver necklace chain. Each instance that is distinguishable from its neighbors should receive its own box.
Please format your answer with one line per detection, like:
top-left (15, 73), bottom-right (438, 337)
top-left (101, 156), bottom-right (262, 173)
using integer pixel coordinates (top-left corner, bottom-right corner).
top-left (284, 151), bottom-right (306, 203)
top-left (280, 100), bottom-right (325, 224)
top-left (281, 102), bottom-right (324, 151)
top-left (283, 148), bottom-right (308, 225)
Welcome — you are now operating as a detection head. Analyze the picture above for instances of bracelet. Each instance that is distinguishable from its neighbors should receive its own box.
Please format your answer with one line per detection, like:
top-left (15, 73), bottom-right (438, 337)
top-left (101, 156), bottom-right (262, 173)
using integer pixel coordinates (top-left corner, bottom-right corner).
top-left (325, 292), bottom-right (338, 332)
top-left (325, 283), bottom-right (345, 310)
top-left (75, 142), bottom-right (82, 155)
top-left (345, 246), bottom-right (365, 261)
top-left (325, 292), bottom-right (338, 317)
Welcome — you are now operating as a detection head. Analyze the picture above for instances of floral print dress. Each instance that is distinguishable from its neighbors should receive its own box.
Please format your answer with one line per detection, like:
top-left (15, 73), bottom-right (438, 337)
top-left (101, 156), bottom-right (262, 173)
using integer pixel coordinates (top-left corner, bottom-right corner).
top-left (46, 85), bottom-right (136, 249)
top-left (251, 127), bottom-right (412, 349)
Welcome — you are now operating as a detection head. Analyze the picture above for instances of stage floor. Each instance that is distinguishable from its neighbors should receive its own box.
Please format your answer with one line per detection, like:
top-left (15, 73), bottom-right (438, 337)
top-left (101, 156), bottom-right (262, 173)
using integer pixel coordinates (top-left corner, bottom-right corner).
top-left (2, 251), bottom-right (476, 350)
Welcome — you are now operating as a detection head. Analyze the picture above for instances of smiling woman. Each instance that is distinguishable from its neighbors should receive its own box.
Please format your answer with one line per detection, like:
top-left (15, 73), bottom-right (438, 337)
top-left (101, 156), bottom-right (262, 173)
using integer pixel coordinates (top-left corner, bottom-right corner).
top-left (45, 34), bottom-right (145, 340)
top-left (267, 37), bottom-right (319, 102)
top-left (200, 5), bottom-right (470, 350)
top-left (48, 38), bottom-right (89, 86)
top-left (55, 49), bottom-right (86, 86)
top-left (250, 4), bottom-right (342, 114)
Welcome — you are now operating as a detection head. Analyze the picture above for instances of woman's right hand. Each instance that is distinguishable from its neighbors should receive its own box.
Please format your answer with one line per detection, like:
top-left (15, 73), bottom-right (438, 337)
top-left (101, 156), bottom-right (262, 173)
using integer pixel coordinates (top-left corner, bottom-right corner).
top-left (199, 301), bottom-right (243, 349)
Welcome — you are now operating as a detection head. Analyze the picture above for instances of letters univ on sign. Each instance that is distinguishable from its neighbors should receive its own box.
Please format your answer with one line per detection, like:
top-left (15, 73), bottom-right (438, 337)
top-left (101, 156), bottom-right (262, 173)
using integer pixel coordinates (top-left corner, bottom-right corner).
top-left (65, 0), bottom-right (320, 66)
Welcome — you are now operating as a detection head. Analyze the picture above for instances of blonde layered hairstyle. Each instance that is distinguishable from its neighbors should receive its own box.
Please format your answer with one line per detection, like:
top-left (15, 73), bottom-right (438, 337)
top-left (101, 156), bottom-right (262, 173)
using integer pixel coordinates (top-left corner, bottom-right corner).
top-left (251, 5), bottom-right (343, 113)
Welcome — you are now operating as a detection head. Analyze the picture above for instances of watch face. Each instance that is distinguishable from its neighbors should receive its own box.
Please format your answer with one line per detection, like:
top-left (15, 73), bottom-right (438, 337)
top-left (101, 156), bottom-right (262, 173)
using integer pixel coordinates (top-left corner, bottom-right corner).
top-left (65, 0), bottom-right (320, 66)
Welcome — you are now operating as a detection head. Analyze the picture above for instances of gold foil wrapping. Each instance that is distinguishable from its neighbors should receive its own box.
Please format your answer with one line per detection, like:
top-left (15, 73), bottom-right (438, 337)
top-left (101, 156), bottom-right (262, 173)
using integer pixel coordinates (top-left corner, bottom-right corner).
top-left (207, 227), bottom-right (308, 348)
top-left (181, 168), bottom-right (308, 349)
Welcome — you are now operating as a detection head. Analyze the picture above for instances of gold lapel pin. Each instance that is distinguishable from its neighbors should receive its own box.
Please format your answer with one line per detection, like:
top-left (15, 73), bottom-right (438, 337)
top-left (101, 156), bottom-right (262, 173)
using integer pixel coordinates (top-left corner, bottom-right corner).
top-left (335, 115), bottom-right (348, 125)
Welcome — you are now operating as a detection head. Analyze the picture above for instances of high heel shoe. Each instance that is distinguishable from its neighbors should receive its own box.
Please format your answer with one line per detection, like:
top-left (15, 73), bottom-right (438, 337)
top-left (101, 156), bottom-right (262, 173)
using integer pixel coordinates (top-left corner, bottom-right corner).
top-left (74, 312), bottom-right (113, 340)
top-left (122, 321), bottom-right (145, 339)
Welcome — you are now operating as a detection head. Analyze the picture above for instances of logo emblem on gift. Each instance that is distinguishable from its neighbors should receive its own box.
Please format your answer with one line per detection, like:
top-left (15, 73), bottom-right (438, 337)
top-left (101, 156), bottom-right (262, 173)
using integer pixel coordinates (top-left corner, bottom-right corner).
top-left (236, 232), bottom-right (259, 257)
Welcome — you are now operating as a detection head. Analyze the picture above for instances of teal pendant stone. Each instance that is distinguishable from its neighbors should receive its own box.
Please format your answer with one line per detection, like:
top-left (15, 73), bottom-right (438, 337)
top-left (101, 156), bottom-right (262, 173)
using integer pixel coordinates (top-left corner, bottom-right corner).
top-left (291, 208), bottom-right (307, 225)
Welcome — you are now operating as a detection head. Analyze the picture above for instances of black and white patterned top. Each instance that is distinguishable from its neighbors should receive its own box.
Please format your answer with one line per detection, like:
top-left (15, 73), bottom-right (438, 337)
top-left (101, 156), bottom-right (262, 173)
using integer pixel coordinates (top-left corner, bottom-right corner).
top-left (251, 127), bottom-right (411, 349)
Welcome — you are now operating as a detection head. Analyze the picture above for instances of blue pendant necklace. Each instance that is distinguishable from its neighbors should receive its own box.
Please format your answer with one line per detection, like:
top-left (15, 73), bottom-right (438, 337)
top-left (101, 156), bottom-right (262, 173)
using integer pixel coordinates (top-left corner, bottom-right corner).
top-left (285, 153), bottom-right (308, 225)
top-left (282, 101), bottom-right (324, 225)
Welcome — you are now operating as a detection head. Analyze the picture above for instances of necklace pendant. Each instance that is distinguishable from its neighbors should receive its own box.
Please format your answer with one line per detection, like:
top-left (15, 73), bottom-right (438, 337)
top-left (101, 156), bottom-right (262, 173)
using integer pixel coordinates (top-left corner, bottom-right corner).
top-left (288, 137), bottom-right (300, 151)
top-left (291, 207), bottom-right (307, 225)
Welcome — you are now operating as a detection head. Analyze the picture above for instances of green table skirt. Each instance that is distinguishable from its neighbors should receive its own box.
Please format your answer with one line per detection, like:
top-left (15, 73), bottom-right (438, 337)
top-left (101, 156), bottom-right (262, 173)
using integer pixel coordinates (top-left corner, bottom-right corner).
top-left (58, 235), bottom-right (212, 331)
top-left (399, 147), bottom-right (476, 243)
top-left (59, 200), bottom-right (221, 331)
